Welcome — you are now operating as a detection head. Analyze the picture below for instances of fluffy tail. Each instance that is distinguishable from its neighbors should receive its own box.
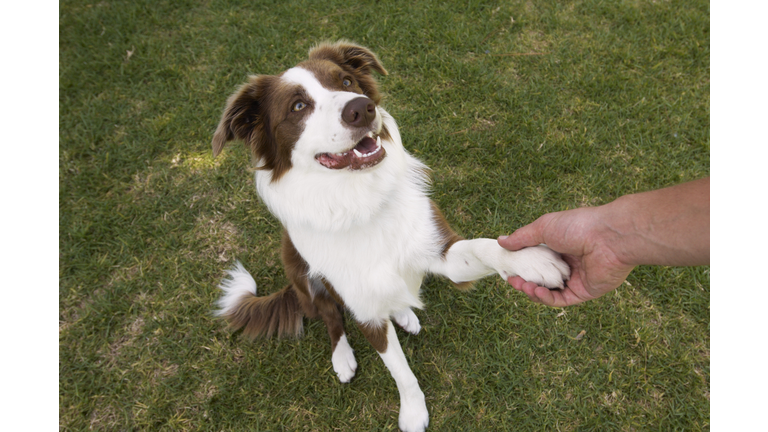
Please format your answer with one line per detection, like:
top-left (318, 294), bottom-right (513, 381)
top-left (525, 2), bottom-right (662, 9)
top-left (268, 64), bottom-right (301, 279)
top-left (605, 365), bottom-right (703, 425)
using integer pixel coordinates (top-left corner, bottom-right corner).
top-left (215, 261), bottom-right (303, 338)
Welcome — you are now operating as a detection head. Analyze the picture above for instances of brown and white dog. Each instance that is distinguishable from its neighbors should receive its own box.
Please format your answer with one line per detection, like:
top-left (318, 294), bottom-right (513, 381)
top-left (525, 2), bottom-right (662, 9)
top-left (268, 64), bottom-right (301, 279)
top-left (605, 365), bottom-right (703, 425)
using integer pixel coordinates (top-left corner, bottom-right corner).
top-left (212, 41), bottom-right (569, 432)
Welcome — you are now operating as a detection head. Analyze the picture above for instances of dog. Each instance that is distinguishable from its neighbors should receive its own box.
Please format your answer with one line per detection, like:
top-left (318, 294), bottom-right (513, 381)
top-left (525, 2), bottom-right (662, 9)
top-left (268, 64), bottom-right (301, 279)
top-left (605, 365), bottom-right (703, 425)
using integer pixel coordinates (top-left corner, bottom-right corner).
top-left (211, 41), bottom-right (570, 432)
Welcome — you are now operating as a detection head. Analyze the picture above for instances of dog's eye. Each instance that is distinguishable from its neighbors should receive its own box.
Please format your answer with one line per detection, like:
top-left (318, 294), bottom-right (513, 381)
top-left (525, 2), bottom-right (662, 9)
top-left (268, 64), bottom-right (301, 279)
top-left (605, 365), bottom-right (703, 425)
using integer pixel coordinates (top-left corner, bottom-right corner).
top-left (292, 101), bottom-right (307, 112)
top-left (342, 78), bottom-right (352, 87)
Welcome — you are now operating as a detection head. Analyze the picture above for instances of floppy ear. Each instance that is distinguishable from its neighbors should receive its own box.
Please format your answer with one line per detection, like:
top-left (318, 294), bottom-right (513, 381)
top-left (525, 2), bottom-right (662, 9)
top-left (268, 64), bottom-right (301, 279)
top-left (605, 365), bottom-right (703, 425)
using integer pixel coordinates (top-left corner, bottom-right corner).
top-left (308, 40), bottom-right (388, 77)
top-left (211, 76), bottom-right (263, 158)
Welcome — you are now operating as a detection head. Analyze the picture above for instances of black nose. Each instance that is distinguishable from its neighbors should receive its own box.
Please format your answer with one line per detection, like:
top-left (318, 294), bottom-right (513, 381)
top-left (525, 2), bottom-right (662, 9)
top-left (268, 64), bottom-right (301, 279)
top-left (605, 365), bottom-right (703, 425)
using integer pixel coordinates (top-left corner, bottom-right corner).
top-left (342, 97), bottom-right (376, 127)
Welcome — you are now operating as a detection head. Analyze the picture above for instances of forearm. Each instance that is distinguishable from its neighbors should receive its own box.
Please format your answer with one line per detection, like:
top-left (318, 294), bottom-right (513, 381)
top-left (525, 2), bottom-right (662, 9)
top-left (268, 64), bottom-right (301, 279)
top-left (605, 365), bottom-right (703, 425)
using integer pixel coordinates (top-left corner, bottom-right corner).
top-left (599, 178), bottom-right (710, 267)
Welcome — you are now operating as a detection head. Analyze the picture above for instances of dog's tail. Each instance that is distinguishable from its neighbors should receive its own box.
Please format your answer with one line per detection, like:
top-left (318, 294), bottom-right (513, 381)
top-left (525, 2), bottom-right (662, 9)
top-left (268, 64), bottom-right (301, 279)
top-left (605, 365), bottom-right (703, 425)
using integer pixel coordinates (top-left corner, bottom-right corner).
top-left (215, 261), bottom-right (303, 338)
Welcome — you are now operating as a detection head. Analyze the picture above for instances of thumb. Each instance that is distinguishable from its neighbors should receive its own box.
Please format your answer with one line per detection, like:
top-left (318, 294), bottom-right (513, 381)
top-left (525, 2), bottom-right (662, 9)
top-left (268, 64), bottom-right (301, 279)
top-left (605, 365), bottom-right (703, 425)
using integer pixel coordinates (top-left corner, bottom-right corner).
top-left (497, 220), bottom-right (545, 251)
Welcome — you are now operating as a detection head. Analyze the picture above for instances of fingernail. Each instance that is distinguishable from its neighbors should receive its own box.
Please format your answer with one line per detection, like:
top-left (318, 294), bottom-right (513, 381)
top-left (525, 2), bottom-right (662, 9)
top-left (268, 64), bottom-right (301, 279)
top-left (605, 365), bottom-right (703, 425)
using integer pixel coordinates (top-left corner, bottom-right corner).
top-left (497, 235), bottom-right (508, 241)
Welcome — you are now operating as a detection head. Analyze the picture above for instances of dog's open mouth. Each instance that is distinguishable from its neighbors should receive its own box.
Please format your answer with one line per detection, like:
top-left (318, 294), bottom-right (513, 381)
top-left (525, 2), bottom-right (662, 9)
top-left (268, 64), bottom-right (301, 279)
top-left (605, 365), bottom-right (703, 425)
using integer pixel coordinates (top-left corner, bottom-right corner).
top-left (315, 132), bottom-right (387, 170)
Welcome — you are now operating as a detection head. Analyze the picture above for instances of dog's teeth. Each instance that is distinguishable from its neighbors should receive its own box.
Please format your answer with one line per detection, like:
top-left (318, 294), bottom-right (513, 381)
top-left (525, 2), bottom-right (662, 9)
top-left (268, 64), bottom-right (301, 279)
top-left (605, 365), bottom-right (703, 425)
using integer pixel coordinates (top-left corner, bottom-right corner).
top-left (353, 149), bottom-right (363, 157)
top-left (376, 136), bottom-right (381, 147)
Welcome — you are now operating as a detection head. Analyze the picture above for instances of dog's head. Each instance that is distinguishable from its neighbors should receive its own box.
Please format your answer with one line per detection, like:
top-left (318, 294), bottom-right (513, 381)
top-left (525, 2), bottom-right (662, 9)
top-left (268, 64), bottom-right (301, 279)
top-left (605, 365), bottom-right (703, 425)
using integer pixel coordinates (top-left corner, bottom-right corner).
top-left (212, 41), bottom-right (390, 182)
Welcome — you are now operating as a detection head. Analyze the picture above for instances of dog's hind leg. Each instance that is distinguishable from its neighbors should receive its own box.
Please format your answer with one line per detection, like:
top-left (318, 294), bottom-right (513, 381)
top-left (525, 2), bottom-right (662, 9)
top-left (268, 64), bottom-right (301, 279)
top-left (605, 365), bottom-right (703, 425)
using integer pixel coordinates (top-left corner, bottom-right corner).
top-left (282, 232), bottom-right (358, 383)
top-left (331, 331), bottom-right (357, 383)
top-left (307, 277), bottom-right (358, 383)
top-left (358, 320), bottom-right (429, 432)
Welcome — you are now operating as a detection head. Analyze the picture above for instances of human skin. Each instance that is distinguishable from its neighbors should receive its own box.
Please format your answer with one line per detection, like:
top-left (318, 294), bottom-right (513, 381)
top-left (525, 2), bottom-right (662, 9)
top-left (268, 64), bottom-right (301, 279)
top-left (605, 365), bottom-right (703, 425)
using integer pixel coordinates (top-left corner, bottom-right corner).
top-left (497, 178), bottom-right (710, 307)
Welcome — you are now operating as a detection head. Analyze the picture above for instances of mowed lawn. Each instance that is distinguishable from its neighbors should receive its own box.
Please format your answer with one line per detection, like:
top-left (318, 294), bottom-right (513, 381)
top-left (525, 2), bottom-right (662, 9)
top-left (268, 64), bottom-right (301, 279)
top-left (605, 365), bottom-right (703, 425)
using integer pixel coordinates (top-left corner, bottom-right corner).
top-left (60, 0), bottom-right (709, 430)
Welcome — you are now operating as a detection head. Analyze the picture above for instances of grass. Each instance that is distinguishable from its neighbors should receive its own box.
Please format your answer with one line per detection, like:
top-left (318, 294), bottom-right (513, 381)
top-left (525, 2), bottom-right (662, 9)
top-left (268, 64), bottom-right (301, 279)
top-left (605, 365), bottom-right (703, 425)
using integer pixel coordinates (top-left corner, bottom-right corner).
top-left (60, 0), bottom-right (709, 430)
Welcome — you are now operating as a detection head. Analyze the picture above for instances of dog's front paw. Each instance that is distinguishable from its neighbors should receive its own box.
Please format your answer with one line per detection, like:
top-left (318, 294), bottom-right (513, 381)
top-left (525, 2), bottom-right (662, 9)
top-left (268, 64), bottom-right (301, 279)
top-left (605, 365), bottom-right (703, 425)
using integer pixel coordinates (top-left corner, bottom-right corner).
top-left (332, 334), bottom-right (357, 383)
top-left (499, 245), bottom-right (570, 289)
top-left (398, 390), bottom-right (429, 432)
top-left (393, 308), bottom-right (421, 335)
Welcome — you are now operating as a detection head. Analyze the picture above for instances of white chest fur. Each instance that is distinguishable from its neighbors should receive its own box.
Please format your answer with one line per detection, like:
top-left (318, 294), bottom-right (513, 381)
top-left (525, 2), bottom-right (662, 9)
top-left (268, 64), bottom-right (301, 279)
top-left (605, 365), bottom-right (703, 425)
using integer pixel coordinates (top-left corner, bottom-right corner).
top-left (254, 111), bottom-right (442, 322)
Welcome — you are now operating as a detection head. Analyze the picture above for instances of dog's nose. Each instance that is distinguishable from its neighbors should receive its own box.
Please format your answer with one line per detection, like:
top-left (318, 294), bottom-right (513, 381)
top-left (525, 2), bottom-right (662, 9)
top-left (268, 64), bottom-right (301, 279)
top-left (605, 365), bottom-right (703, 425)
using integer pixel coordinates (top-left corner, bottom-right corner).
top-left (342, 97), bottom-right (376, 127)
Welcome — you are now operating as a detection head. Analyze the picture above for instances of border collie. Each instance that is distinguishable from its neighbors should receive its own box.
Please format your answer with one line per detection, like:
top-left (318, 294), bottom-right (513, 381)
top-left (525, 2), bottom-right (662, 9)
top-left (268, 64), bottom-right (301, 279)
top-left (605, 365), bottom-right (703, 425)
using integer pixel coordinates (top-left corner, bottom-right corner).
top-left (212, 41), bottom-right (569, 432)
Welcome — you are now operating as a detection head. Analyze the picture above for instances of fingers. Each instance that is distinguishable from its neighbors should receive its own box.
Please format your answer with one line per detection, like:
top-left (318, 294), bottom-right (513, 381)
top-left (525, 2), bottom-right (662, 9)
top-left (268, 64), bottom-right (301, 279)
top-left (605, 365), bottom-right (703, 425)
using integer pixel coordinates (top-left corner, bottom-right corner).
top-left (506, 276), bottom-right (530, 291)
top-left (507, 277), bottom-right (538, 303)
top-left (507, 276), bottom-right (550, 304)
top-left (497, 220), bottom-right (546, 252)
top-left (506, 275), bottom-right (588, 307)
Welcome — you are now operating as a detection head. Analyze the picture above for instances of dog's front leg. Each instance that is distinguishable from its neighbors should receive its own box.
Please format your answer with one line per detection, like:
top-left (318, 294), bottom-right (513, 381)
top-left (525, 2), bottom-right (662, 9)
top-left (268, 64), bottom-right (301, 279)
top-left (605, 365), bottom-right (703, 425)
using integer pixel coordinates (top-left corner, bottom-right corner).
top-left (392, 308), bottom-right (421, 335)
top-left (358, 320), bottom-right (428, 432)
top-left (430, 238), bottom-right (570, 289)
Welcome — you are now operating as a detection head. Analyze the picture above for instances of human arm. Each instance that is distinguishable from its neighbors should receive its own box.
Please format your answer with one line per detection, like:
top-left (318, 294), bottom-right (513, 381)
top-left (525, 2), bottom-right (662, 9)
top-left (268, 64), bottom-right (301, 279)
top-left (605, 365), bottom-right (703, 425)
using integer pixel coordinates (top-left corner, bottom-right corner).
top-left (497, 177), bottom-right (710, 306)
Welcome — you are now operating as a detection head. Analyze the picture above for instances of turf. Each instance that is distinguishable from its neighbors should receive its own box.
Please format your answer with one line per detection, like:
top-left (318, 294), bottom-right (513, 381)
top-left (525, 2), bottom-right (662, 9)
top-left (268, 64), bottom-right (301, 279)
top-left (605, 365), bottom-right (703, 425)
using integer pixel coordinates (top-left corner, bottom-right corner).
top-left (60, 0), bottom-right (709, 430)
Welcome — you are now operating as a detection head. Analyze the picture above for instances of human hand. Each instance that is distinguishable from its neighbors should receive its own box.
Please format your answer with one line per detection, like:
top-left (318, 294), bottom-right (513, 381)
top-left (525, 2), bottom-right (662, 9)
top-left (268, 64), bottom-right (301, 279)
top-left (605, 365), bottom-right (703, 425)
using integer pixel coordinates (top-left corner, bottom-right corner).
top-left (497, 208), bottom-right (635, 307)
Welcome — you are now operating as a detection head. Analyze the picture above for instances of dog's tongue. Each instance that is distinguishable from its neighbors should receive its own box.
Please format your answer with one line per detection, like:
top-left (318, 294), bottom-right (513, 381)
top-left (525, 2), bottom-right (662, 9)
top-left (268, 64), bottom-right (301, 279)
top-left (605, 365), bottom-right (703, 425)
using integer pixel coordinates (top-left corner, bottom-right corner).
top-left (354, 136), bottom-right (377, 154)
top-left (315, 152), bottom-right (350, 169)
top-left (315, 135), bottom-right (386, 170)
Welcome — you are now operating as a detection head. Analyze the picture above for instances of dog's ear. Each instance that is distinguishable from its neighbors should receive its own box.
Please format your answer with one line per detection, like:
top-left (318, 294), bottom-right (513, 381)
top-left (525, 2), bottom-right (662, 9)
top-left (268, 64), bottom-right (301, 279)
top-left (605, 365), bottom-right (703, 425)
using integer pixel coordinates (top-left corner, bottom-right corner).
top-left (211, 76), bottom-right (265, 158)
top-left (308, 40), bottom-right (388, 77)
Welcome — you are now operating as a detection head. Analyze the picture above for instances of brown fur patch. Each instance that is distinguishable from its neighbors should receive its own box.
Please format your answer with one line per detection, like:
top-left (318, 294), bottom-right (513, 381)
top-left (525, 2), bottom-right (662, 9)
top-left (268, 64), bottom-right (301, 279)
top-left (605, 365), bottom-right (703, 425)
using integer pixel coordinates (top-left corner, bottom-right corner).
top-left (379, 122), bottom-right (392, 142)
top-left (281, 230), bottom-right (311, 292)
top-left (296, 59), bottom-right (366, 98)
top-left (430, 200), bottom-right (464, 256)
top-left (314, 283), bottom-right (346, 351)
top-left (222, 284), bottom-right (304, 339)
top-left (307, 41), bottom-right (388, 104)
top-left (211, 75), bottom-right (314, 182)
top-left (357, 321), bottom-right (389, 353)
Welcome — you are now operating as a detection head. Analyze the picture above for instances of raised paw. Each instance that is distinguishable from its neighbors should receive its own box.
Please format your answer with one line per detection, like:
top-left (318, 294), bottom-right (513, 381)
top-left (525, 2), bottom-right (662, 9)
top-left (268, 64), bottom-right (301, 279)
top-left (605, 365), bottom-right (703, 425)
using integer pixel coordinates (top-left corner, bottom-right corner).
top-left (332, 334), bottom-right (357, 383)
top-left (392, 308), bottom-right (421, 335)
top-left (498, 245), bottom-right (570, 289)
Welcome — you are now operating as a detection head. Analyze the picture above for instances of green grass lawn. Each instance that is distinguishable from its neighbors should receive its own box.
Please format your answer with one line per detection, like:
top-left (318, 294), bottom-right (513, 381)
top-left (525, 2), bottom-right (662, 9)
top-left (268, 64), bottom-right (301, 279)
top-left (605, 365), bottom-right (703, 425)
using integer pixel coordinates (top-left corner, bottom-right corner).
top-left (60, 0), bottom-right (709, 430)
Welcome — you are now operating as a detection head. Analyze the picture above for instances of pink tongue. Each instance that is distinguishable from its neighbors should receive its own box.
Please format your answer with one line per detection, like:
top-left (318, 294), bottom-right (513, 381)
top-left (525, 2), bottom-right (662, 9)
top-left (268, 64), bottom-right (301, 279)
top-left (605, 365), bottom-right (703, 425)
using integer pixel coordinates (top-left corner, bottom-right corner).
top-left (315, 136), bottom-right (385, 170)
top-left (316, 152), bottom-right (349, 169)
top-left (354, 136), bottom-right (377, 154)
